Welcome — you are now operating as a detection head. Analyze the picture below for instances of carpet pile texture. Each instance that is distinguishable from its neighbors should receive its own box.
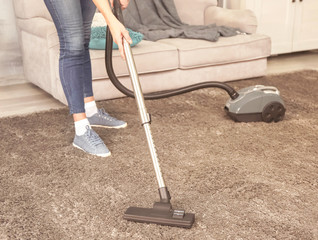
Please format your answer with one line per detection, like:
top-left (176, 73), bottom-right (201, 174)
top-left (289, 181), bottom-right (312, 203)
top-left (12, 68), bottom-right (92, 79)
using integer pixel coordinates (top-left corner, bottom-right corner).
top-left (0, 70), bottom-right (317, 239)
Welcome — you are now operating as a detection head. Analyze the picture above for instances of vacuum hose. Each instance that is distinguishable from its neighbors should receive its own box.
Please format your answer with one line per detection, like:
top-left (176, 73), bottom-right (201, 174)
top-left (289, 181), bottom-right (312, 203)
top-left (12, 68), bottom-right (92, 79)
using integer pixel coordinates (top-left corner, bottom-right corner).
top-left (105, 1), bottom-right (239, 100)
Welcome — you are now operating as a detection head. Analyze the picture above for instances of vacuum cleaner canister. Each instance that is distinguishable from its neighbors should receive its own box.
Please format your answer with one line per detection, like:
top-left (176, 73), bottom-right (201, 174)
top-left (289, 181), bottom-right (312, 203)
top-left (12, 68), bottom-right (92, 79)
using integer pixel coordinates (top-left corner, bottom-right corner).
top-left (225, 85), bottom-right (286, 123)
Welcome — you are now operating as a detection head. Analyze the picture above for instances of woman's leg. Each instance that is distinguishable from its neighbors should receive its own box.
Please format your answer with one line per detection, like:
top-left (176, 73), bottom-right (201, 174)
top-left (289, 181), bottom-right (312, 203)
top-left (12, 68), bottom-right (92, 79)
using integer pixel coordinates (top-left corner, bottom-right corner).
top-left (78, 0), bottom-right (127, 129)
top-left (44, 0), bottom-right (86, 115)
top-left (81, 0), bottom-right (96, 100)
top-left (44, 0), bottom-right (110, 157)
top-left (79, 0), bottom-right (99, 118)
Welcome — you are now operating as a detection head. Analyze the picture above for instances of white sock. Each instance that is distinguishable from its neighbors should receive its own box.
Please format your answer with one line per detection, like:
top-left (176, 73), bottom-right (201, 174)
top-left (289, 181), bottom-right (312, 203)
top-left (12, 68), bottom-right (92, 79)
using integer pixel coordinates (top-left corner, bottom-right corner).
top-left (85, 100), bottom-right (98, 117)
top-left (74, 118), bottom-right (91, 136)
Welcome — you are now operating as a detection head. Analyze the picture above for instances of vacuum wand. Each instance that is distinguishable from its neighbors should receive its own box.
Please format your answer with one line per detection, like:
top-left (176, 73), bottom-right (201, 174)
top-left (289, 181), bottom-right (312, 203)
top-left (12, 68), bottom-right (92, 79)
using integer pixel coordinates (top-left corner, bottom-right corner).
top-left (111, 0), bottom-right (194, 228)
top-left (121, 36), bottom-right (195, 228)
top-left (123, 38), bottom-right (166, 190)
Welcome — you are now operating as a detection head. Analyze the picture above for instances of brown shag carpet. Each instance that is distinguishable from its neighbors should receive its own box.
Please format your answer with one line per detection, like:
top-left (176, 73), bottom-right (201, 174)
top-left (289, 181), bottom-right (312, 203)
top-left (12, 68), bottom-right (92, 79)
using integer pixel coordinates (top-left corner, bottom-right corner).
top-left (0, 70), bottom-right (318, 240)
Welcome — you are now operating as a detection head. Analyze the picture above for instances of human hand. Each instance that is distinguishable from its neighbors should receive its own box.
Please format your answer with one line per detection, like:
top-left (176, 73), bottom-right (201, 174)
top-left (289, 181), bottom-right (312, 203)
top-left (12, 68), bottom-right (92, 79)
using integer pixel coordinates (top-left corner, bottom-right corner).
top-left (108, 17), bottom-right (132, 60)
top-left (109, 0), bottom-right (130, 9)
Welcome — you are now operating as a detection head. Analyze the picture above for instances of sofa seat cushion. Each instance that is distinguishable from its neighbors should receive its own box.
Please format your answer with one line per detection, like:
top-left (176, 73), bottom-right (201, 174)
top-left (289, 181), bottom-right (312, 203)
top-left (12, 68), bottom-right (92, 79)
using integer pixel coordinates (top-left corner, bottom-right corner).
top-left (158, 34), bottom-right (271, 69)
top-left (89, 40), bottom-right (179, 80)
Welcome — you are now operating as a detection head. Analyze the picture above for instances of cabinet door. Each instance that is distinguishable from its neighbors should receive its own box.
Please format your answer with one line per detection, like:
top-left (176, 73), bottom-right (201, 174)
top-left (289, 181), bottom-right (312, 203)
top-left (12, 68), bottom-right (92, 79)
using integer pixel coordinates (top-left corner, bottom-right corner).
top-left (293, 0), bottom-right (318, 52)
top-left (243, 0), bottom-right (296, 54)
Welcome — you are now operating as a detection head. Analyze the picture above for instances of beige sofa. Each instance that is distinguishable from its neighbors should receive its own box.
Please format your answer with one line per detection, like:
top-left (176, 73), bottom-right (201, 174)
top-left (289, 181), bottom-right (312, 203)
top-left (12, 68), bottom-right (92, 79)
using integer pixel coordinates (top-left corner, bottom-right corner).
top-left (13, 0), bottom-right (271, 105)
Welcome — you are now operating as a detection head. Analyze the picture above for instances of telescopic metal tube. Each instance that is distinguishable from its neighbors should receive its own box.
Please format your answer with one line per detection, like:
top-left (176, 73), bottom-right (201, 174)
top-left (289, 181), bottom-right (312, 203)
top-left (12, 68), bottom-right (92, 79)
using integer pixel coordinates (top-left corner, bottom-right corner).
top-left (123, 38), bottom-right (166, 189)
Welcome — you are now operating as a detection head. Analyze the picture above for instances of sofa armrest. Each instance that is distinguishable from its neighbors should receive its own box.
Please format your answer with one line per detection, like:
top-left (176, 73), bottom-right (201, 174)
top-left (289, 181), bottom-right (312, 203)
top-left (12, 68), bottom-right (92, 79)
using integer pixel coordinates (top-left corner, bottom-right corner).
top-left (13, 0), bottom-right (52, 21)
top-left (204, 6), bottom-right (257, 34)
top-left (16, 18), bottom-right (58, 48)
top-left (174, 0), bottom-right (217, 25)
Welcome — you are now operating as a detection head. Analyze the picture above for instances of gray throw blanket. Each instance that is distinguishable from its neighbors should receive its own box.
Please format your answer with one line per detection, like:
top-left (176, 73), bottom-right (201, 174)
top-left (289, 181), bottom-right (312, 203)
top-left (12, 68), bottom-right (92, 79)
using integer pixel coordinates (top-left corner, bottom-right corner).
top-left (123, 0), bottom-right (239, 41)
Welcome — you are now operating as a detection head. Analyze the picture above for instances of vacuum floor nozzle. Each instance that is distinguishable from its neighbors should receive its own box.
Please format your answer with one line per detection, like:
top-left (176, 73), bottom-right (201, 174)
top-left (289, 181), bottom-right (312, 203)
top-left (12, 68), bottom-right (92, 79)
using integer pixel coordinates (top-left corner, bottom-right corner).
top-left (124, 202), bottom-right (195, 228)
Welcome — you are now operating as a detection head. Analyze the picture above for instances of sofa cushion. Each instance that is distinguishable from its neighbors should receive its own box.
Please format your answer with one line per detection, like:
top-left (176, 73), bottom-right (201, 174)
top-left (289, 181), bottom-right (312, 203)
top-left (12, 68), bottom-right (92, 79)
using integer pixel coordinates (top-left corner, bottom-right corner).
top-left (174, 0), bottom-right (217, 25)
top-left (89, 27), bottom-right (143, 50)
top-left (88, 40), bottom-right (178, 80)
top-left (204, 6), bottom-right (257, 34)
top-left (158, 34), bottom-right (271, 69)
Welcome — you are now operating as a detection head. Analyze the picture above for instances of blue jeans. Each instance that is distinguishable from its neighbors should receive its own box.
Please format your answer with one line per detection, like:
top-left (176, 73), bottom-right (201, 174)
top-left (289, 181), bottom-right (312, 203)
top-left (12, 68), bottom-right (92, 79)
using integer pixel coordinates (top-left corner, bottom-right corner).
top-left (44, 0), bottom-right (96, 114)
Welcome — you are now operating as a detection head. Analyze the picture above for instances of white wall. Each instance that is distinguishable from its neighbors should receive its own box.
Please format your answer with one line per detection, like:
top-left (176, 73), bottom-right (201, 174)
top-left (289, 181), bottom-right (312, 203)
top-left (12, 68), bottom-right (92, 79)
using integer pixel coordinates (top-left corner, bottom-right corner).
top-left (0, 0), bottom-right (23, 78)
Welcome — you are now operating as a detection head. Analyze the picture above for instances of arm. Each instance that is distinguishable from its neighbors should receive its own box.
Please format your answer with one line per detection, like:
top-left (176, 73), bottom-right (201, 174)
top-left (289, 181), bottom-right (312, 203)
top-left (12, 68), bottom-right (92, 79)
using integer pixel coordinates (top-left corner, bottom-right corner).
top-left (92, 0), bottom-right (132, 59)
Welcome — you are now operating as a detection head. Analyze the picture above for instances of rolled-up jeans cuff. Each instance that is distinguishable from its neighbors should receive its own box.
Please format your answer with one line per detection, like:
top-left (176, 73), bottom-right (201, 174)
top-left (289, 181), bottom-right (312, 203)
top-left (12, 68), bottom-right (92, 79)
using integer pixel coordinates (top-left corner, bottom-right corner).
top-left (69, 106), bottom-right (85, 115)
top-left (84, 93), bottom-right (94, 98)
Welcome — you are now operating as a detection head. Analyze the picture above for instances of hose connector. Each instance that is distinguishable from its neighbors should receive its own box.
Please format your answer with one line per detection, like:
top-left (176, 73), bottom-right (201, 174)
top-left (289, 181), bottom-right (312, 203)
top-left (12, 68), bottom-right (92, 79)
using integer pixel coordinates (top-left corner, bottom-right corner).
top-left (230, 91), bottom-right (240, 100)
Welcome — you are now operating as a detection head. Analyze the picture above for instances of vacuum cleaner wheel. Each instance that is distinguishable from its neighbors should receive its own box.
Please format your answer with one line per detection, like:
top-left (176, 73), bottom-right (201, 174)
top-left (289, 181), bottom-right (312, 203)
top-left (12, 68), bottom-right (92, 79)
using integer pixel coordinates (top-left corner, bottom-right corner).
top-left (262, 101), bottom-right (286, 123)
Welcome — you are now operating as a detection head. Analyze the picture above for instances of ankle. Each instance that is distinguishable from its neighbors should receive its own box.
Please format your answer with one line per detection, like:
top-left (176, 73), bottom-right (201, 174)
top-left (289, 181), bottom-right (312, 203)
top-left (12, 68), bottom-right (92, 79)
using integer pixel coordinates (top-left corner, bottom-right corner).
top-left (85, 100), bottom-right (98, 117)
top-left (74, 118), bottom-right (90, 136)
top-left (73, 112), bottom-right (87, 122)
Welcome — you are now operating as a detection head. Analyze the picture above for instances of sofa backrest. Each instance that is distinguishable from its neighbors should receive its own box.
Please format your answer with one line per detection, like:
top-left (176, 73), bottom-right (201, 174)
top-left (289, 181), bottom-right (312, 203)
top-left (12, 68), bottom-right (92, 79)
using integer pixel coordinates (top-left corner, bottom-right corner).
top-left (12, 0), bottom-right (217, 25)
top-left (174, 0), bottom-right (217, 25)
top-left (13, 0), bottom-right (52, 21)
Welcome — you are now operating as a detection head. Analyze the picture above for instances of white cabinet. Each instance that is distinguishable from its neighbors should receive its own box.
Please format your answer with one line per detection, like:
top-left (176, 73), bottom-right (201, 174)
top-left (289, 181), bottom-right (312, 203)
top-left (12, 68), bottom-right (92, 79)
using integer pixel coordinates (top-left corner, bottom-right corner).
top-left (293, 0), bottom-right (318, 52)
top-left (227, 0), bottom-right (318, 54)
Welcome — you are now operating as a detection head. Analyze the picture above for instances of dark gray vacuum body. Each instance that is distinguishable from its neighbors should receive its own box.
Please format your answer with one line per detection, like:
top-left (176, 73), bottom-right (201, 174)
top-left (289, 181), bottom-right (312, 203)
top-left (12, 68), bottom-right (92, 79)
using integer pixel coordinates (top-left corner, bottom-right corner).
top-left (224, 85), bottom-right (286, 122)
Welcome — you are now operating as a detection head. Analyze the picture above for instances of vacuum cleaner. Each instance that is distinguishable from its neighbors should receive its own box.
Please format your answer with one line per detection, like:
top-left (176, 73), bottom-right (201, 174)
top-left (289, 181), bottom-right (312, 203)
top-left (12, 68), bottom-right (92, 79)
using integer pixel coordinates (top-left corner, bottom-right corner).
top-left (106, 4), bottom-right (286, 123)
top-left (106, 0), bottom-right (286, 229)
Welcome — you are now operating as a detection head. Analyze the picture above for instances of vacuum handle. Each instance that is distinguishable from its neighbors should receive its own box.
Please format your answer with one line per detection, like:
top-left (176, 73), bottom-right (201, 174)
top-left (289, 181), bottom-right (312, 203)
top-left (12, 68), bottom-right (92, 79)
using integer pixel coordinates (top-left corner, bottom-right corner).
top-left (254, 85), bottom-right (280, 95)
top-left (113, 0), bottom-right (124, 22)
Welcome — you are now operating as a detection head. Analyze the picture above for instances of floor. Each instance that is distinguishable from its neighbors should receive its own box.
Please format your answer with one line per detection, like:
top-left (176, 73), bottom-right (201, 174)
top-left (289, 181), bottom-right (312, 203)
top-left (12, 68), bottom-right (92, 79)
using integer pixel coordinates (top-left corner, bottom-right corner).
top-left (0, 50), bottom-right (318, 118)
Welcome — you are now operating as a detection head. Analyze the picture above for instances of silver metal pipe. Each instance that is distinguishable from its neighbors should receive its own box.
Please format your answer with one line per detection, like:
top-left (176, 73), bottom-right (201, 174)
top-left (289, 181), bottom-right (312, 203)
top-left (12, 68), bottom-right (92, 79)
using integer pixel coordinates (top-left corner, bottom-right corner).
top-left (123, 38), bottom-right (166, 188)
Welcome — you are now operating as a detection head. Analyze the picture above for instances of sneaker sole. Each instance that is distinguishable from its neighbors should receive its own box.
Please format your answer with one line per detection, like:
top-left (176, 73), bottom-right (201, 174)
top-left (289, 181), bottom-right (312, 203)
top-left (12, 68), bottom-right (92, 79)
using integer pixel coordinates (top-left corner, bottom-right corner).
top-left (72, 143), bottom-right (111, 158)
top-left (90, 122), bottom-right (128, 129)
